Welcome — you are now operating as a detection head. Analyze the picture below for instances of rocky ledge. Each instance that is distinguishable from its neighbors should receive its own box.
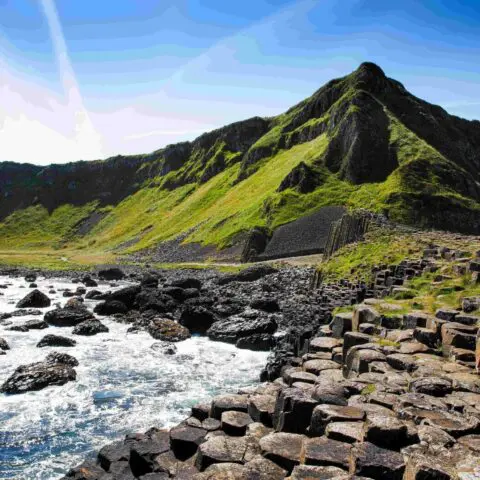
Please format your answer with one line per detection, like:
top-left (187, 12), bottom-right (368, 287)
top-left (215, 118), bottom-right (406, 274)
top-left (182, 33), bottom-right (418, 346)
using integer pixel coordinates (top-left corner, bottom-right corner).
top-left (61, 247), bottom-right (480, 480)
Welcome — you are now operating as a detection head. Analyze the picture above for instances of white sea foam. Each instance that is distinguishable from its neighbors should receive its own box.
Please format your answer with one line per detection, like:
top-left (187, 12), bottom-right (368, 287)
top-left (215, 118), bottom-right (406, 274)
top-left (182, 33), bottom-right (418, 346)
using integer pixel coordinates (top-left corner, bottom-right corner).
top-left (0, 276), bottom-right (268, 479)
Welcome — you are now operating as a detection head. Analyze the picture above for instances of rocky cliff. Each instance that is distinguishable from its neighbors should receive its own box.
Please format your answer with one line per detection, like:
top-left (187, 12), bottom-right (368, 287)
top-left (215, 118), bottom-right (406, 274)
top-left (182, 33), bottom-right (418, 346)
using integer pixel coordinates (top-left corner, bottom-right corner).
top-left (0, 62), bottom-right (479, 259)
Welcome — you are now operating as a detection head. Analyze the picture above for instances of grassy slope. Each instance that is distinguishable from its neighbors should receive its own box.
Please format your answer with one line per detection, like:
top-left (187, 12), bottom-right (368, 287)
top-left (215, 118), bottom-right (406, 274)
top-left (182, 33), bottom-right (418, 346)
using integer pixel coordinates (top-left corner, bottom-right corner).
top-left (0, 80), bottom-right (479, 268)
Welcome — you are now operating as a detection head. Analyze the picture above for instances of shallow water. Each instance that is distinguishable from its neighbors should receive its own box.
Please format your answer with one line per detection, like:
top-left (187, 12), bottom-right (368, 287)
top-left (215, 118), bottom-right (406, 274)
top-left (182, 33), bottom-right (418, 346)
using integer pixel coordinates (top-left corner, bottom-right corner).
top-left (0, 276), bottom-right (268, 479)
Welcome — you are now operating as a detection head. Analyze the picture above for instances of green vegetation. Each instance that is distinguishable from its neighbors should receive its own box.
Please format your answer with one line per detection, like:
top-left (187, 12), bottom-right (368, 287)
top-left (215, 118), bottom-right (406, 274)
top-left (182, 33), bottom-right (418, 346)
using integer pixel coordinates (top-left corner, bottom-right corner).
top-left (0, 63), bottom-right (479, 269)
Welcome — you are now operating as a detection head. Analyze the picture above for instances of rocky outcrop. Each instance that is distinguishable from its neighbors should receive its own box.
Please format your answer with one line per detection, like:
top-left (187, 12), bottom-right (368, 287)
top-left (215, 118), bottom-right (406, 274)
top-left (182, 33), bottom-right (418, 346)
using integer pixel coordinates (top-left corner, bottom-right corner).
top-left (1, 357), bottom-right (77, 394)
top-left (16, 289), bottom-right (51, 308)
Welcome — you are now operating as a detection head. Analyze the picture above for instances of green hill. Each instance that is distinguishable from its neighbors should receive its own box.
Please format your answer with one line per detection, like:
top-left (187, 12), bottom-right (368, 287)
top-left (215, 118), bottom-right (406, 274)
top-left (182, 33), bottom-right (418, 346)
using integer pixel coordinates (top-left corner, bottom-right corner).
top-left (0, 62), bottom-right (479, 267)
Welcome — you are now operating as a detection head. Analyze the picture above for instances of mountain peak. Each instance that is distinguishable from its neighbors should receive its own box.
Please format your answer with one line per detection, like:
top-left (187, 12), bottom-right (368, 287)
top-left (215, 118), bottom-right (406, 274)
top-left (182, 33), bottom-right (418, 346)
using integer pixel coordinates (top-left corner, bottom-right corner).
top-left (351, 61), bottom-right (389, 93)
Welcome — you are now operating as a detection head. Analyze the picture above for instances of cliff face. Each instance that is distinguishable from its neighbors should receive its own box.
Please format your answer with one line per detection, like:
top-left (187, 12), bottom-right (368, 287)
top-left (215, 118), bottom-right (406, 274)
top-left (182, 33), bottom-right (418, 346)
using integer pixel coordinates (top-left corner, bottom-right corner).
top-left (0, 62), bottom-right (479, 256)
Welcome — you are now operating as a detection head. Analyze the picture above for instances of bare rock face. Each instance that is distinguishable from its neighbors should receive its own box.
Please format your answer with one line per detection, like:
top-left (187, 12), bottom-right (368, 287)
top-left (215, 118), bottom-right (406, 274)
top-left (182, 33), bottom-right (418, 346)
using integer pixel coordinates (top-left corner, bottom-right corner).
top-left (1, 359), bottom-right (76, 394)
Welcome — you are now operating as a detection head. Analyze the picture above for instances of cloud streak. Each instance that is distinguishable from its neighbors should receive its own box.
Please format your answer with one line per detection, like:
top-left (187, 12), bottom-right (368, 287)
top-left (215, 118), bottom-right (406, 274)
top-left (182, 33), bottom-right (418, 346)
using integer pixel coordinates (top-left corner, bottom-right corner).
top-left (39, 0), bottom-right (102, 159)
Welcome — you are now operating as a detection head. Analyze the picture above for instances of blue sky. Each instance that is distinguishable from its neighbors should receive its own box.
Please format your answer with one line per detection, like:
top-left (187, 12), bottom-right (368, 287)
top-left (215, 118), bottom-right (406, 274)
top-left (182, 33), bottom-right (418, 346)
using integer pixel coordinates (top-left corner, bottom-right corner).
top-left (1, 0), bottom-right (479, 164)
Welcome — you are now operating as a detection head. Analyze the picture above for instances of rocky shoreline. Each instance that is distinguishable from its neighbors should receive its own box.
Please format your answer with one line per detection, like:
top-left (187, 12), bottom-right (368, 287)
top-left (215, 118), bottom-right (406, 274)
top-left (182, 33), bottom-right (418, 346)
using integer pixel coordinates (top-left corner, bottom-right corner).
top-left (1, 246), bottom-right (479, 479)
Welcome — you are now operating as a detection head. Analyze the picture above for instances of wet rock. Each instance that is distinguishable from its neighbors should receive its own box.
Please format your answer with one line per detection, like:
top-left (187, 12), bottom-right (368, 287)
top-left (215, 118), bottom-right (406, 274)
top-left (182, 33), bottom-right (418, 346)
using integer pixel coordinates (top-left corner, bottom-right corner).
top-left (179, 306), bottom-right (217, 333)
top-left (107, 285), bottom-right (142, 308)
top-left (72, 319), bottom-right (109, 336)
top-left (169, 425), bottom-right (207, 459)
top-left (85, 289), bottom-right (103, 300)
top-left (303, 436), bottom-right (352, 469)
top-left (37, 334), bottom-right (77, 348)
top-left (236, 334), bottom-right (273, 351)
top-left (16, 289), bottom-right (51, 308)
top-left (81, 275), bottom-right (98, 287)
top-left (259, 432), bottom-right (304, 472)
top-left (0, 337), bottom-right (10, 350)
top-left (98, 440), bottom-right (131, 470)
top-left (94, 300), bottom-right (128, 315)
top-left (61, 461), bottom-right (105, 479)
top-left (207, 314), bottom-right (277, 344)
top-left (129, 429), bottom-right (170, 476)
top-left (24, 318), bottom-right (49, 330)
top-left (98, 268), bottom-right (125, 280)
top-left (1, 359), bottom-right (76, 394)
top-left (221, 411), bottom-right (253, 436)
top-left (46, 351), bottom-right (79, 367)
top-left (141, 273), bottom-right (159, 288)
top-left (147, 319), bottom-right (190, 342)
top-left (45, 307), bottom-right (94, 327)
top-left (351, 442), bottom-right (405, 479)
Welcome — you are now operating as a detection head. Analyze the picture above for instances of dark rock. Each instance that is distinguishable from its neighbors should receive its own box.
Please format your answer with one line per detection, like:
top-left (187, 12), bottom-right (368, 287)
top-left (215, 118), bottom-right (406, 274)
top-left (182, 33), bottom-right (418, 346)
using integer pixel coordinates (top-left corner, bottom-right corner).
top-left (98, 268), bottom-right (125, 280)
top-left (85, 289), bottom-right (103, 300)
top-left (108, 285), bottom-right (142, 308)
top-left (217, 265), bottom-right (278, 285)
top-left (169, 425), bottom-right (207, 459)
top-left (45, 307), bottom-right (94, 327)
top-left (24, 318), bottom-right (48, 330)
top-left (179, 306), bottom-right (217, 333)
top-left (82, 275), bottom-right (98, 287)
top-left (61, 461), bottom-right (105, 479)
top-left (274, 387), bottom-right (318, 433)
top-left (140, 273), bottom-right (159, 288)
top-left (16, 289), bottom-right (50, 308)
top-left (211, 394), bottom-right (249, 419)
top-left (410, 377), bottom-right (453, 397)
top-left (72, 319), bottom-right (109, 336)
top-left (1, 360), bottom-right (76, 394)
top-left (129, 429), bottom-right (170, 476)
top-left (98, 440), bottom-right (131, 470)
top-left (0, 337), bottom-right (10, 350)
top-left (170, 277), bottom-right (202, 290)
top-left (147, 319), bottom-right (190, 342)
top-left (351, 442), bottom-right (405, 479)
top-left (46, 351), bottom-right (79, 366)
top-left (37, 334), bottom-right (77, 348)
top-left (207, 314), bottom-right (277, 343)
top-left (250, 298), bottom-right (280, 312)
top-left (135, 288), bottom-right (176, 313)
top-left (236, 334), bottom-right (273, 351)
top-left (94, 300), bottom-right (128, 315)
top-left (310, 405), bottom-right (364, 436)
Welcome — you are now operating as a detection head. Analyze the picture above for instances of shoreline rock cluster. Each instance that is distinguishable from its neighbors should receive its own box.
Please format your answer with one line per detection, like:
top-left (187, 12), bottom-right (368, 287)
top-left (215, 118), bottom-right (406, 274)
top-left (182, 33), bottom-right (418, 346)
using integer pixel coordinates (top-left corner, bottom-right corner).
top-left (60, 248), bottom-right (480, 479)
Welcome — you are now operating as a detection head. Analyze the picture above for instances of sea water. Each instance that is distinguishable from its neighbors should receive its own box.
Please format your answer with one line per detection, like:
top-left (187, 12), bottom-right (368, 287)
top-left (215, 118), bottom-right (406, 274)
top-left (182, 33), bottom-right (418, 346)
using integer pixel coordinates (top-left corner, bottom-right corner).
top-left (0, 276), bottom-right (268, 479)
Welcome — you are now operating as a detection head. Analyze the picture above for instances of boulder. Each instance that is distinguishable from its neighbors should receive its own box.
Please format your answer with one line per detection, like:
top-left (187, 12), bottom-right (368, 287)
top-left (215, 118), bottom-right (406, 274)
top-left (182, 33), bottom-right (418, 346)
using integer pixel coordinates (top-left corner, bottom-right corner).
top-left (236, 334), bottom-right (273, 351)
top-left (44, 307), bottom-right (94, 327)
top-left (179, 306), bottom-right (217, 334)
top-left (170, 277), bottom-right (202, 290)
top-left (147, 319), bottom-right (191, 342)
top-left (129, 429), bottom-right (170, 476)
top-left (107, 285), bottom-right (142, 308)
top-left (81, 275), bottom-right (98, 287)
top-left (207, 314), bottom-right (277, 343)
top-left (289, 465), bottom-right (346, 479)
top-left (46, 351), bottom-right (79, 367)
top-left (24, 318), bottom-right (49, 330)
top-left (16, 289), bottom-right (50, 308)
top-left (0, 337), bottom-right (10, 351)
top-left (37, 334), bottom-right (77, 348)
top-left (217, 265), bottom-right (278, 285)
top-left (98, 268), bottom-right (125, 280)
top-left (72, 319), bottom-right (109, 336)
top-left (1, 359), bottom-right (76, 393)
top-left (94, 300), bottom-right (128, 315)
